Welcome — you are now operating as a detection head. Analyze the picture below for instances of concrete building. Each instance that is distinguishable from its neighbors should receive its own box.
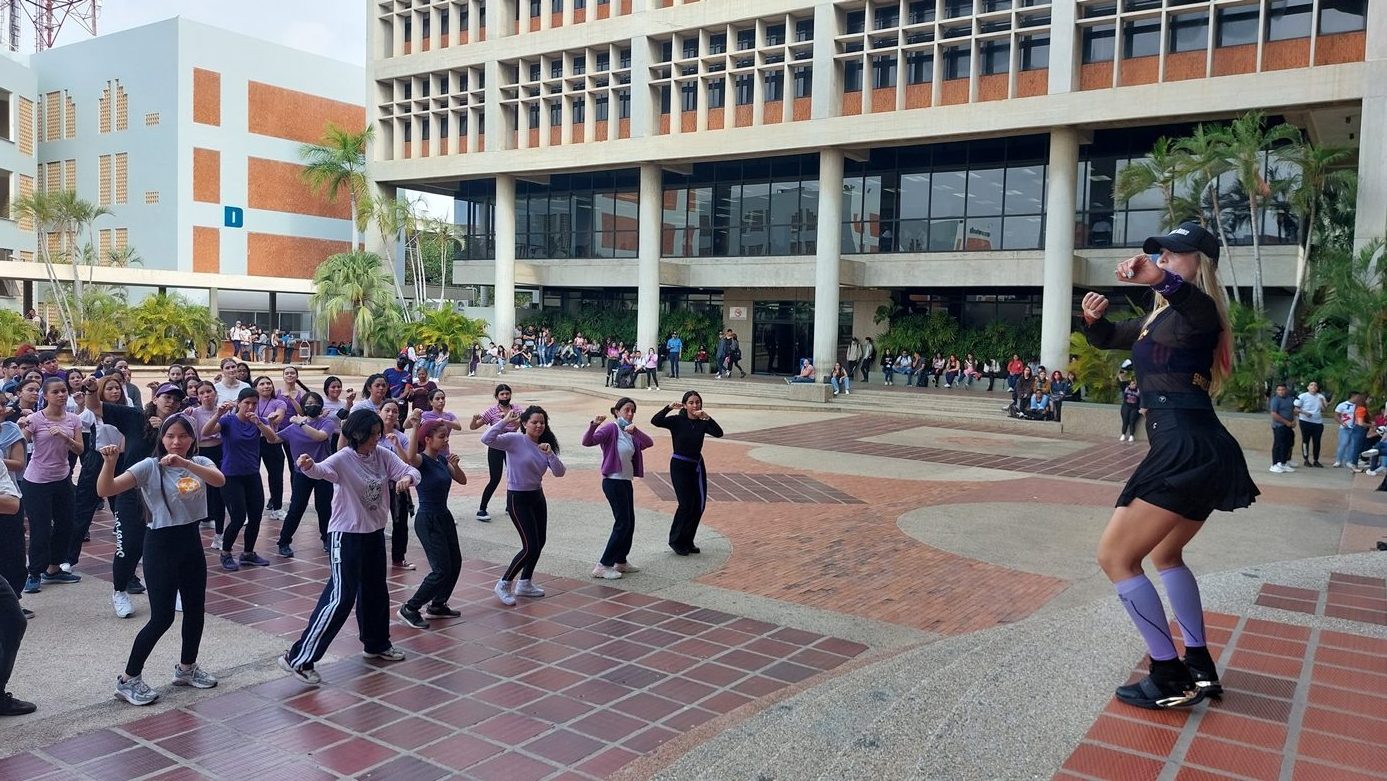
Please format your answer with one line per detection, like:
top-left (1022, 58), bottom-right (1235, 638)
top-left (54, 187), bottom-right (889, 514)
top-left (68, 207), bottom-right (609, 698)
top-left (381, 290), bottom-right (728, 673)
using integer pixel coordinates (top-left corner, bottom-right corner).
top-left (370, 0), bottom-right (1382, 374)
top-left (0, 18), bottom-right (365, 337)
top-left (0, 48), bottom-right (38, 299)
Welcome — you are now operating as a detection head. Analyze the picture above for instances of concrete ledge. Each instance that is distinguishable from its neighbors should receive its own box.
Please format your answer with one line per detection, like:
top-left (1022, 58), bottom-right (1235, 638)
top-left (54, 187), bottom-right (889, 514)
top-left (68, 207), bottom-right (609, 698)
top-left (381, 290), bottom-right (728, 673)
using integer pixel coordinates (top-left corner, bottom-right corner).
top-left (474, 363), bottom-right (503, 378)
top-left (783, 381), bottom-right (832, 403)
top-left (1059, 401), bottom-right (1327, 453)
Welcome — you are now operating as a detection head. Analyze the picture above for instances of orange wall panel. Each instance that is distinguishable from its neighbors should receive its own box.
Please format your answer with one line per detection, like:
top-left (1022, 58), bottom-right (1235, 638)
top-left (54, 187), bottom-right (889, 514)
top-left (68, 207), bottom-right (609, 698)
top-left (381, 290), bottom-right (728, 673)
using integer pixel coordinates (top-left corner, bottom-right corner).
top-left (708, 111), bottom-right (725, 129)
top-left (1079, 61), bottom-right (1113, 90)
top-left (734, 104), bottom-right (753, 127)
top-left (659, 115), bottom-right (670, 134)
top-left (618, 118), bottom-right (630, 139)
top-left (574, 8), bottom-right (585, 22)
top-left (680, 112), bottom-right (697, 132)
top-left (939, 79), bottom-right (969, 106)
top-left (550, 13), bottom-right (562, 28)
top-left (421, 37), bottom-right (430, 52)
top-left (1263, 39), bottom-right (1310, 71)
top-left (193, 68), bottom-right (221, 126)
top-left (247, 157), bottom-right (351, 220)
top-left (477, 133), bottom-right (485, 151)
top-left (193, 148), bottom-right (220, 204)
top-left (527, 128), bottom-right (539, 147)
top-left (247, 82), bottom-right (365, 144)
top-left (1015, 69), bottom-right (1047, 98)
top-left (1212, 44), bottom-right (1256, 77)
top-left (549, 127), bottom-right (561, 145)
top-left (904, 83), bottom-right (931, 108)
top-left (1315, 31), bottom-right (1365, 65)
top-left (596, 4), bottom-right (609, 19)
top-left (247, 233), bottom-right (351, 279)
top-left (843, 95), bottom-right (863, 115)
top-left (1164, 51), bottom-right (1206, 81)
top-left (458, 31), bottom-right (469, 44)
top-left (869, 90), bottom-right (895, 113)
top-left (620, 0), bottom-right (631, 13)
top-left (193, 227), bottom-right (220, 274)
top-left (763, 100), bottom-right (784, 123)
top-left (529, 16), bottom-right (540, 31)
top-left (977, 73), bottom-right (1008, 102)
top-left (402, 41), bottom-right (412, 55)
top-left (792, 97), bottom-right (811, 121)
top-left (595, 120), bottom-right (609, 141)
top-left (1119, 56), bottom-right (1158, 87)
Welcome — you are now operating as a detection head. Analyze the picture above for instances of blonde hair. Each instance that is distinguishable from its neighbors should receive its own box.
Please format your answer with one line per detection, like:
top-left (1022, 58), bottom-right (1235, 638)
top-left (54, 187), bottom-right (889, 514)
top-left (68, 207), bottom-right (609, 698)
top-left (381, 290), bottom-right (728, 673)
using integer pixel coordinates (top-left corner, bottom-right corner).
top-left (1142, 252), bottom-right (1232, 396)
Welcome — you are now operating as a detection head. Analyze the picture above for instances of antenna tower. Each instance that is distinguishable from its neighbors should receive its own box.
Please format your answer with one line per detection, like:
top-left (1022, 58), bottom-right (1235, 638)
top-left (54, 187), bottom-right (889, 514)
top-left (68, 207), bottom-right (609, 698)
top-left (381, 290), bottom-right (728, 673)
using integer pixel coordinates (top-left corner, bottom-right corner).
top-left (10, 0), bottom-right (98, 52)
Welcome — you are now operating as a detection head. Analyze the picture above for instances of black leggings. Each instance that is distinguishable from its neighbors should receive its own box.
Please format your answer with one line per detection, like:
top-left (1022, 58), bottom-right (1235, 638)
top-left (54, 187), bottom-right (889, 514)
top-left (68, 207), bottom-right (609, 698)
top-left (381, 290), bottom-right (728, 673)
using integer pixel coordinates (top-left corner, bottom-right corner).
top-left (260, 439), bottom-right (285, 511)
top-left (69, 447), bottom-right (102, 566)
top-left (0, 574), bottom-right (25, 692)
top-left (1120, 403), bottom-right (1142, 438)
top-left (278, 470), bottom-right (334, 547)
top-left (502, 489), bottom-right (547, 582)
top-left (199, 444), bottom-right (225, 533)
top-left (0, 511), bottom-right (24, 601)
top-left (391, 489), bottom-right (414, 564)
top-left (406, 506), bottom-right (462, 611)
top-left (1299, 420), bottom-right (1324, 463)
top-left (600, 478), bottom-right (636, 567)
top-left (668, 457), bottom-right (707, 550)
top-left (125, 523), bottom-right (206, 677)
top-left (221, 473), bottom-right (265, 553)
top-left (479, 448), bottom-right (506, 513)
top-left (112, 488), bottom-right (146, 592)
top-left (23, 478), bottom-right (73, 578)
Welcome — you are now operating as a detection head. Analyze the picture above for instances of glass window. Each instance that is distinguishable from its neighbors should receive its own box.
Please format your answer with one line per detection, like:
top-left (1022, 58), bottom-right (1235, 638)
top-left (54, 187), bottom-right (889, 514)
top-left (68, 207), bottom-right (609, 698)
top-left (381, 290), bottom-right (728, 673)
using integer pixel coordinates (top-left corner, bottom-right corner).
top-left (767, 24), bottom-right (786, 44)
top-left (659, 85), bottom-right (671, 113)
top-left (764, 72), bottom-right (785, 101)
top-left (943, 46), bottom-right (970, 80)
top-left (736, 29), bottom-right (755, 49)
top-left (793, 67), bottom-right (812, 97)
top-left (595, 95), bottom-right (609, 121)
top-left (527, 104), bottom-right (539, 128)
top-left (906, 51), bottom-right (933, 83)
top-left (1123, 19), bottom-right (1160, 58)
top-left (979, 41), bottom-right (1009, 75)
top-left (618, 91), bottom-right (630, 118)
top-left (681, 83), bottom-right (697, 112)
top-left (1002, 215), bottom-right (1042, 249)
top-left (929, 219), bottom-right (965, 250)
top-left (549, 102), bottom-right (562, 126)
top-left (944, 0), bottom-right (972, 18)
top-left (908, 1), bottom-right (935, 24)
top-left (735, 74), bottom-right (754, 104)
top-left (1216, 6), bottom-right (1259, 46)
top-left (875, 6), bottom-right (900, 29)
top-left (964, 217), bottom-right (1002, 250)
top-left (1267, 0), bottom-right (1312, 40)
top-left (1082, 24), bottom-right (1115, 62)
top-left (682, 38), bottom-right (698, 59)
top-left (1005, 164), bottom-right (1045, 215)
top-left (846, 10), bottom-right (866, 34)
top-left (967, 167), bottom-right (1004, 217)
top-left (872, 55), bottom-right (897, 88)
top-left (1020, 35), bottom-right (1048, 69)
top-left (707, 79), bottom-right (725, 108)
top-left (796, 19), bottom-right (814, 41)
top-left (931, 170), bottom-right (966, 218)
top-left (551, 60), bottom-right (563, 78)
top-left (844, 61), bottom-right (864, 92)
top-left (1319, 0), bottom-right (1367, 33)
top-left (1168, 14), bottom-right (1208, 52)
top-left (572, 98), bottom-right (585, 123)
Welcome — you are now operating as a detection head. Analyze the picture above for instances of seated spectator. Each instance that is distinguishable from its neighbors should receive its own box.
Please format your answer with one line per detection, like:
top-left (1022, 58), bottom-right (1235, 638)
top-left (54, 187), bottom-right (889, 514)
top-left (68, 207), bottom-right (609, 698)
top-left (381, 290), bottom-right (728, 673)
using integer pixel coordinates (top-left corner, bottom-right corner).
top-left (786, 358), bottom-right (817, 384)
top-left (962, 354), bottom-right (981, 388)
top-left (930, 353), bottom-right (946, 387)
top-left (880, 349), bottom-right (895, 386)
top-left (693, 345), bottom-right (709, 374)
top-left (943, 354), bottom-right (962, 388)
top-left (1023, 389), bottom-right (1054, 421)
top-left (828, 363), bottom-right (851, 396)
top-left (895, 352), bottom-right (914, 384)
top-left (509, 346), bottom-right (533, 368)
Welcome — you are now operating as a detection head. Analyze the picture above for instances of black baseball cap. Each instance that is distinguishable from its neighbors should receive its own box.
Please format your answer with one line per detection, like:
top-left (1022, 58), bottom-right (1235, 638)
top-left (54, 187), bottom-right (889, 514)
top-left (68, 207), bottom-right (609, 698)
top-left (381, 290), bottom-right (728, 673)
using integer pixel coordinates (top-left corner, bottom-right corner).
top-left (1143, 222), bottom-right (1220, 264)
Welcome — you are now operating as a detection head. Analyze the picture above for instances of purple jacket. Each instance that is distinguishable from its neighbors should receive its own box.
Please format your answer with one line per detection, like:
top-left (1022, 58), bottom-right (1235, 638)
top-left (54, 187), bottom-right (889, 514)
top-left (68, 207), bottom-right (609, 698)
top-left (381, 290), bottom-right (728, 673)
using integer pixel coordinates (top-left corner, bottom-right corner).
top-left (581, 420), bottom-right (654, 478)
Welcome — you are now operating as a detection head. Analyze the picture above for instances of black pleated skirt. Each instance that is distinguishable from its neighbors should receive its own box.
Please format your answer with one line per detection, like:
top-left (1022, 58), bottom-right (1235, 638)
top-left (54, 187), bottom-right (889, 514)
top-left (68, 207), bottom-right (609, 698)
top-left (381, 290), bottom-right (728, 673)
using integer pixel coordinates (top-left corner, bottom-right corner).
top-left (1116, 408), bottom-right (1261, 522)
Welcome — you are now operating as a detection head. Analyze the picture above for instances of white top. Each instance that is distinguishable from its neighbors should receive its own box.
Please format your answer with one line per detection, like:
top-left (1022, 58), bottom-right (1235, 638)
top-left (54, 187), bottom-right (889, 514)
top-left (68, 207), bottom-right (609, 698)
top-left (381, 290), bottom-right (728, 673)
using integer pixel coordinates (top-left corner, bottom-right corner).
top-left (215, 380), bottom-right (251, 405)
top-left (1294, 392), bottom-right (1326, 424)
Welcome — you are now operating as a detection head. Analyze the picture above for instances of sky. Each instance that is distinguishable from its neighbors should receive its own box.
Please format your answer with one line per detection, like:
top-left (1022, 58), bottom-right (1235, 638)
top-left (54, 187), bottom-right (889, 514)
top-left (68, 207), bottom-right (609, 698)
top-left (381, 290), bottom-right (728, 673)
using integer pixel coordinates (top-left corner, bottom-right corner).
top-left (25, 0), bottom-right (453, 217)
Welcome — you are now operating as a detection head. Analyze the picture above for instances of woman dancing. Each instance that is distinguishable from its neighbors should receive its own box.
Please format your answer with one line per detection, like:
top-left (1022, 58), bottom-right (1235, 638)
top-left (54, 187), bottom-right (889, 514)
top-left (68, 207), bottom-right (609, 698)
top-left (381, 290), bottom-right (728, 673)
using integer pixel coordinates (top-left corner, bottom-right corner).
top-left (396, 419), bottom-right (468, 629)
top-left (651, 391), bottom-right (723, 555)
top-left (468, 384), bottom-right (514, 523)
top-left (582, 397), bottom-right (654, 580)
top-left (1082, 223), bottom-right (1259, 710)
top-left (481, 406), bottom-right (565, 606)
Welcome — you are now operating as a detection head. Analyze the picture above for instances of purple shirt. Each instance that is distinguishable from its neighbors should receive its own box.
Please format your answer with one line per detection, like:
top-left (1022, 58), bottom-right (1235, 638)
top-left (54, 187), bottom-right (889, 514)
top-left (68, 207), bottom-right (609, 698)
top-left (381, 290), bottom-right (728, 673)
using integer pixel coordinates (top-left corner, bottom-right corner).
top-left (481, 420), bottom-right (565, 491)
top-left (22, 411), bottom-right (80, 483)
top-left (582, 420), bottom-right (653, 479)
top-left (218, 413), bottom-right (265, 476)
top-left (302, 445), bottom-right (420, 534)
top-left (184, 405), bottom-right (222, 444)
top-left (255, 396), bottom-right (290, 430)
top-left (281, 416), bottom-right (341, 464)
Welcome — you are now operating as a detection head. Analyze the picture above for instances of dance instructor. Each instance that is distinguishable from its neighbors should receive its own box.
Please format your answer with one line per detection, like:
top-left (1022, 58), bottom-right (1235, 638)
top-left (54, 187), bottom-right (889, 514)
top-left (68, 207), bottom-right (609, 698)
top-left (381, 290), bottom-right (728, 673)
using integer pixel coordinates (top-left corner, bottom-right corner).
top-left (1081, 223), bottom-right (1259, 711)
top-left (651, 391), bottom-right (723, 555)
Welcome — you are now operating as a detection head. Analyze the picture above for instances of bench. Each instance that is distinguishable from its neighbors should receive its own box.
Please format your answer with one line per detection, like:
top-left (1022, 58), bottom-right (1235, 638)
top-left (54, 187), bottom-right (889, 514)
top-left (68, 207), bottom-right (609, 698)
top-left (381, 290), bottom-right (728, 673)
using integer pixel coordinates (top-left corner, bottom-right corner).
top-left (784, 381), bottom-right (833, 403)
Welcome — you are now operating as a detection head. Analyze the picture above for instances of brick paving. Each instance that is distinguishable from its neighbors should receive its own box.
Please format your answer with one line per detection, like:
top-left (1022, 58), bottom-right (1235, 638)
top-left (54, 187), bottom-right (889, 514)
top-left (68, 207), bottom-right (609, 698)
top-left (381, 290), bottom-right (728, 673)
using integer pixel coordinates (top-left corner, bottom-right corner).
top-left (1254, 573), bottom-right (1387, 627)
top-left (1057, 612), bottom-right (1387, 781)
top-left (644, 473), bottom-right (863, 505)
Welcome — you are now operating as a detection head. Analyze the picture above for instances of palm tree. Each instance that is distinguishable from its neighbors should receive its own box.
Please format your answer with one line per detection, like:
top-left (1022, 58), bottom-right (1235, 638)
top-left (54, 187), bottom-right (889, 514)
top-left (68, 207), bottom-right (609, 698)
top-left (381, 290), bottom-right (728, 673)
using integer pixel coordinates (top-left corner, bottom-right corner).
top-left (1114, 137), bottom-right (1189, 230)
top-left (422, 217), bottom-right (462, 307)
top-left (1307, 239), bottom-right (1387, 400)
top-left (368, 195), bottom-right (414, 314)
top-left (1222, 111), bottom-right (1302, 313)
top-left (308, 250), bottom-right (397, 356)
top-left (299, 123), bottom-right (374, 250)
top-left (412, 304), bottom-right (488, 355)
top-left (1174, 123), bottom-right (1241, 304)
top-left (11, 190), bottom-right (78, 350)
top-left (0, 308), bottom-right (40, 355)
top-left (1277, 141), bottom-right (1355, 349)
top-left (127, 292), bottom-right (221, 364)
top-left (51, 190), bottom-right (113, 291)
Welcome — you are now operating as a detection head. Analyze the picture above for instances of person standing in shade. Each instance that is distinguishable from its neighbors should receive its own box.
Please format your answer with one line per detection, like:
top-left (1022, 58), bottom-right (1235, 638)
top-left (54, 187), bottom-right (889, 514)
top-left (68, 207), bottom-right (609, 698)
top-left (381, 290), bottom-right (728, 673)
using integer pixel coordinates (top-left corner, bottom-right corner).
top-left (203, 388), bottom-right (280, 572)
top-left (665, 332), bottom-right (683, 380)
top-left (183, 382), bottom-right (226, 549)
top-left (1294, 381), bottom-right (1327, 467)
top-left (279, 409), bottom-right (419, 685)
top-left (1118, 379), bottom-right (1142, 442)
top-left (274, 393), bottom-right (340, 558)
top-left (396, 419), bottom-right (468, 629)
top-left (651, 391), bottom-right (723, 555)
top-left (582, 398), bottom-right (654, 580)
top-left (1268, 383), bottom-right (1298, 474)
top-left (1082, 223), bottom-right (1259, 711)
top-left (19, 378), bottom-right (83, 594)
top-left (481, 406), bottom-right (565, 606)
top-left (0, 465), bottom-right (34, 716)
top-left (375, 399), bottom-right (415, 571)
top-left (468, 384), bottom-right (514, 522)
top-left (98, 417), bottom-right (224, 706)
top-left (860, 337), bottom-right (875, 383)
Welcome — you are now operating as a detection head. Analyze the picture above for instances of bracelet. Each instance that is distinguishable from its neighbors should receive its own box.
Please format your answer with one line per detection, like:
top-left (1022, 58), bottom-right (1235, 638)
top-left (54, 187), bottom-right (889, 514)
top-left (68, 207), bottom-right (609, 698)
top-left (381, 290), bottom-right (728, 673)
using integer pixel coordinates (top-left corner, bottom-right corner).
top-left (1151, 270), bottom-right (1184, 296)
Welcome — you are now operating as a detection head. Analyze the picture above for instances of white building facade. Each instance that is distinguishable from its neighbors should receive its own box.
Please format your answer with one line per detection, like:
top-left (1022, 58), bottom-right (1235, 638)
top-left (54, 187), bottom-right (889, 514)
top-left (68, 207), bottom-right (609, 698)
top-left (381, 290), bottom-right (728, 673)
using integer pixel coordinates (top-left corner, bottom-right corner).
top-left (0, 49), bottom-right (38, 304)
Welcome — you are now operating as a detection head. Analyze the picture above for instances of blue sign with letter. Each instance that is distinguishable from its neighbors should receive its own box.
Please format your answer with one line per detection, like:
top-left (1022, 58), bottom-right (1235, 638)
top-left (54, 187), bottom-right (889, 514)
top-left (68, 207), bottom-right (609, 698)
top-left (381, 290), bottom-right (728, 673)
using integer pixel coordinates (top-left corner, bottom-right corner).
top-left (224, 206), bottom-right (244, 228)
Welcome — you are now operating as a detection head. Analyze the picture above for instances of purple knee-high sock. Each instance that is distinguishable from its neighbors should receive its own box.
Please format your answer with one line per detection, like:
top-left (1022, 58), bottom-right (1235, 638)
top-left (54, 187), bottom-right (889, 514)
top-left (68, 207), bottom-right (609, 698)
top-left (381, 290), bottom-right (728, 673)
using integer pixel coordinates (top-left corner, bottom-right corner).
top-left (1159, 565), bottom-right (1207, 648)
top-left (1116, 574), bottom-right (1178, 661)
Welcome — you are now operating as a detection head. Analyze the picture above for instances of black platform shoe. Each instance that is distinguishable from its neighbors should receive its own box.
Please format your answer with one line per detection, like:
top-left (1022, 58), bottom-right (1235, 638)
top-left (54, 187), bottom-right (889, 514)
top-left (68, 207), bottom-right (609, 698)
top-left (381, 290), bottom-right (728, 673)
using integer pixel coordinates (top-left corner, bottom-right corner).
top-left (1183, 645), bottom-right (1223, 697)
top-left (1115, 658), bottom-right (1205, 710)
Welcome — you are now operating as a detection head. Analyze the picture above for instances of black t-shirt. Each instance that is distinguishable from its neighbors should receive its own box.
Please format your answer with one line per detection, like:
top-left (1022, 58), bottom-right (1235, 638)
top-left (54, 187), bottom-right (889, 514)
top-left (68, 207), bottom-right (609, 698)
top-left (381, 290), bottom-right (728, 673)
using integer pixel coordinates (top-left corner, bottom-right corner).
top-left (103, 402), bottom-right (156, 475)
top-left (651, 406), bottom-right (724, 459)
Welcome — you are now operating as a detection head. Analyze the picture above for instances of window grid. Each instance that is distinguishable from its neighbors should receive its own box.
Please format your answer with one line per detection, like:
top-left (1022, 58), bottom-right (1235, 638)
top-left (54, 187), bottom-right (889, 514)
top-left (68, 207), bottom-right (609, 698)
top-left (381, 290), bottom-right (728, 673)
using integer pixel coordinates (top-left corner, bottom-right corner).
top-left (500, 43), bottom-right (634, 148)
top-left (378, 65), bottom-right (486, 159)
top-left (381, 0), bottom-right (487, 57)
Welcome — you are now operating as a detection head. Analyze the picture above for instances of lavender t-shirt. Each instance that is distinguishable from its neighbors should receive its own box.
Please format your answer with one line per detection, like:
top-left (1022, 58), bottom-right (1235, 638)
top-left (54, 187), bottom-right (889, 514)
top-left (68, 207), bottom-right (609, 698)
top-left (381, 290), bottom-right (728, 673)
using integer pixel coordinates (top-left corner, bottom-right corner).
top-left (22, 411), bottom-right (80, 484)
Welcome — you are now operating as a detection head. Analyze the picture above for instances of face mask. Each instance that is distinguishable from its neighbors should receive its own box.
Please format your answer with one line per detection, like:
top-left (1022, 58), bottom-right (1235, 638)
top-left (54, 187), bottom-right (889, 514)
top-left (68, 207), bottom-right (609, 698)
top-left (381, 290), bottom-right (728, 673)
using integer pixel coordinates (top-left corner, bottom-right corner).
top-left (616, 417), bottom-right (630, 430)
top-left (302, 405), bottom-right (323, 418)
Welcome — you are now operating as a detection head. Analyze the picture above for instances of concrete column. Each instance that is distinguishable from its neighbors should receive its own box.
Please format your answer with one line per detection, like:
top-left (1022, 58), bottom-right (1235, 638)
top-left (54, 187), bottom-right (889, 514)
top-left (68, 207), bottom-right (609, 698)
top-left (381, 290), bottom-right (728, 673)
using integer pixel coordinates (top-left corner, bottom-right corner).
top-left (630, 37), bottom-right (654, 138)
top-left (1354, 1), bottom-right (1387, 250)
top-left (1048, 0), bottom-right (1077, 95)
top-left (813, 149), bottom-right (844, 372)
top-left (208, 287), bottom-right (218, 319)
top-left (810, 2), bottom-right (838, 118)
top-left (494, 175), bottom-right (517, 347)
top-left (637, 163), bottom-right (662, 352)
top-left (1040, 127), bottom-right (1080, 373)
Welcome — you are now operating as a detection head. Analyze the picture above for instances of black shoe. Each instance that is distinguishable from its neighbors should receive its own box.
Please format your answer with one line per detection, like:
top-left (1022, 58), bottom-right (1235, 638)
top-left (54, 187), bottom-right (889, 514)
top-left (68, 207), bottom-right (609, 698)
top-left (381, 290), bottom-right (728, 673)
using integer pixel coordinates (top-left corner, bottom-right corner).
top-left (1312, 461), bottom-right (1325, 468)
top-left (1115, 658), bottom-right (1205, 710)
top-left (397, 605), bottom-right (430, 629)
top-left (688, 545), bottom-right (701, 554)
top-left (1304, 459), bottom-right (1312, 467)
top-left (21, 609), bottom-right (34, 620)
top-left (0, 692), bottom-right (36, 716)
top-left (425, 604), bottom-right (462, 618)
top-left (1183, 646), bottom-right (1223, 697)
top-left (127, 577), bottom-right (145, 595)
top-left (670, 545), bottom-right (690, 556)
top-left (277, 544), bottom-right (295, 558)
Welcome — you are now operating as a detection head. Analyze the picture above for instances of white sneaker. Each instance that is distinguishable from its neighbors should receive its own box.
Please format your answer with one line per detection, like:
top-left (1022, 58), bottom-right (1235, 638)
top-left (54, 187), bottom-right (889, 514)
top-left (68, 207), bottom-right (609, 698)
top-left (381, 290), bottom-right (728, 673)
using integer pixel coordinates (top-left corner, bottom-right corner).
top-left (211, 534), bottom-right (222, 551)
top-left (113, 591), bottom-right (134, 619)
top-left (1269, 464), bottom-right (1286, 473)
top-left (59, 562), bottom-right (72, 574)
top-left (1119, 435), bottom-right (1127, 442)
top-left (592, 564), bottom-right (623, 580)
top-left (1332, 461), bottom-right (1342, 467)
top-left (614, 562), bottom-right (641, 573)
top-left (514, 579), bottom-right (546, 597)
top-left (1363, 449), bottom-right (1381, 458)
top-left (844, 390), bottom-right (850, 395)
top-left (1280, 462), bottom-right (1297, 471)
top-left (494, 579), bottom-right (516, 606)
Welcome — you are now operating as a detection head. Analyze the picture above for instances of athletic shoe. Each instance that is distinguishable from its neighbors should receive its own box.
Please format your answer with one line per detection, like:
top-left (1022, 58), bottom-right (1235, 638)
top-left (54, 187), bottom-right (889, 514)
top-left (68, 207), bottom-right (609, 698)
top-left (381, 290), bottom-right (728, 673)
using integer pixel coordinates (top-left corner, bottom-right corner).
top-left (220, 554), bottom-right (240, 572)
top-left (1312, 461), bottom-right (1325, 467)
top-left (424, 604), bottom-right (461, 618)
top-left (21, 609), bottom-right (34, 620)
top-left (239, 552), bottom-right (271, 567)
top-left (278, 654), bottom-right (320, 686)
top-left (494, 579), bottom-right (516, 606)
top-left (476, 510), bottom-right (491, 523)
top-left (1118, 435), bottom-right (1126, 442)
top-left (1114, 659), bottom-right (1203, 711)
top-left (22, 577), bottom-right (40, 594)
top-left (127, 576), bottom-right (145, 595)
top-left (1183, 646), bottom-right (1223, 697)
top-left (267, 508), bottom-right (286, 521)
top-left (277, 544), bottom-right (294, 558)
top-left (211, 534), bottom-right (223, 551)
top-left (362, 647), bottom-right (406, 661)
top-left (392, 560), bottom-right (416, 571)
top-left (1332, 461), bottom-right (1342, 467)
top-left (41, 571), bottom-right (80, 584)
top-left (689, 545), bottom-right (701, 554)
top-left (514, 580), bottom-right (545, 597)
top-left (113, 591), bottom-right (134, 618)
top-left (0, 692), bottom-right (36, 716)
top-left (1280, 462), bottom-right (1296, 471)
top-left (1303, 459), bottom-right (1313, 467)
top-left (59, 562), bottom-right (73, 574)
top-left (397, 606), bottom-right (430, 629)
top-left (1362, 448), bottom-right (1381, 458)
top-left (114, 675), bottom-right (159, 706)
top-left (592, 565), bottom-right (623, 580)
top-left (614, 562), bottom-right (641, 574)
top-left (1269, 464), bottom-right (1286, 473)
top-left (172, 664), bottom-right (219, 689)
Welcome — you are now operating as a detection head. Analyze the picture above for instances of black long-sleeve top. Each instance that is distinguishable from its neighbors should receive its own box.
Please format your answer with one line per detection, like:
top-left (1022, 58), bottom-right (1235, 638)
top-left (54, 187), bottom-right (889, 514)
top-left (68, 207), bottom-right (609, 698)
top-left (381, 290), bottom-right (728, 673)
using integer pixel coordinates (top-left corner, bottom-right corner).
top-left (1083, 278), bottom-right (1221, 399)
top-left (651, 406), bottom-right (723, 459)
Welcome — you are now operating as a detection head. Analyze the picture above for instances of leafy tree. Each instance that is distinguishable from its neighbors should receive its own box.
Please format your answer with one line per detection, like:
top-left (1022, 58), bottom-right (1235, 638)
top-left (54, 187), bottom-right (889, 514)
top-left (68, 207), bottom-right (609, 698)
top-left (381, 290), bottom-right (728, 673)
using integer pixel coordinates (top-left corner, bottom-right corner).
top-left (1066, 331), bottom-right (1124, 404)
top-left (299, 123), bottom-right (374, 251)
top-left (63, 287), bottom-right (129, 362)
top-left (1218, 301), bottom-right (1282, 412)
top-left (11, 190), bottom-right (78, 349)
top-left (127, 293), bottom-right (221, 365)
top-left (411, 305), bottom-right (488, 355)
top-left (1174, 123), bottom-right (1240, 302)
top-left (308, 250), bottom-right (396, 356)
top-left (365, 302), bottom-right (410, 358)
top-left (1222, 111), bottom-right (1301, 313)
top-left (1277, 141), bottom-right (1355, 349)
top-left (0, 309), bottom-right (40, 355)
top-left (1115, 137), bottom-right (1190, 230)
top-left (368, 194), bottom-right (413, 313)
top-left (1303, 239), bottom-right (1387, 401)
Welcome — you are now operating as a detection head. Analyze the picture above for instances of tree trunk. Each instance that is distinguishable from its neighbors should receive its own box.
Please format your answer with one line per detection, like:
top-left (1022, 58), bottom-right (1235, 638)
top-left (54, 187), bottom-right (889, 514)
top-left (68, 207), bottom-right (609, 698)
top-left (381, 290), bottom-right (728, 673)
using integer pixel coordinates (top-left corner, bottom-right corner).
top-left (1280, 202), bottom-right (1315, 350)
top-left (1249, 195), bottom-right (1265, 313)
top-left (349, 193), bottom-right (359, 251)
top-left (1208, 181), bottom-right (1242, 304)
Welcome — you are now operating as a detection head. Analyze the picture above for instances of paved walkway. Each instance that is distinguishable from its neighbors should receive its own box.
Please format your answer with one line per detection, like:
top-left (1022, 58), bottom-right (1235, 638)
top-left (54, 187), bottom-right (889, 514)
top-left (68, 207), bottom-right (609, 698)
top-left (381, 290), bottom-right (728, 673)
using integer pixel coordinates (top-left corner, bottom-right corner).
top-left (1, 371), bottom-right (1383, 779)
